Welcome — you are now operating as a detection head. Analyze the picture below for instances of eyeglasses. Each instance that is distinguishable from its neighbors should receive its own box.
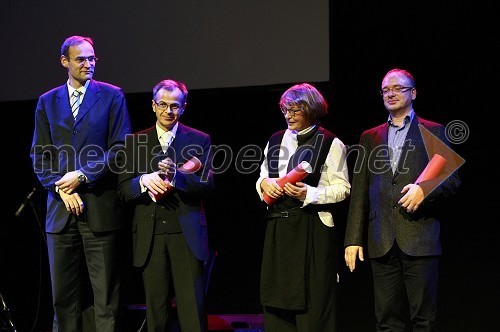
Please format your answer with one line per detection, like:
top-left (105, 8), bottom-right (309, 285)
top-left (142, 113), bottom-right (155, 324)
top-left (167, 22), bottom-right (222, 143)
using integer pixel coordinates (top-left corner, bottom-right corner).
top-left (281, 107), bottom-right (303, 117)
top-left (71, 56), bottom-right (98, 66)
top-left (380, 85), bottom-right (414, 95)
top-left (153, 100), bottom-right (182, 112)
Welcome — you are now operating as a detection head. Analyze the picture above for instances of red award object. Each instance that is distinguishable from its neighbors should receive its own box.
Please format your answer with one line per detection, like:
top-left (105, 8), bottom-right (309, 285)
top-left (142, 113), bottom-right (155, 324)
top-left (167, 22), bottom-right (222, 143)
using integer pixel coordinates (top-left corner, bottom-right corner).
top-left (263, 161), bottom-right (313, 205)
top-left (415, 154), bottom-right (446, 184)
top-left (148, 156), bottom-right (202, 202)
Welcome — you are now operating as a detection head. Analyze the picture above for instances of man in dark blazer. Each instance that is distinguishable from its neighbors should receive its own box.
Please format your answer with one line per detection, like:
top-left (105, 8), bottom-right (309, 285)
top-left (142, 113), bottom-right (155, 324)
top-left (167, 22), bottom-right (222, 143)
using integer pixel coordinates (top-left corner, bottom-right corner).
top-left (30, 36), bottom-right (131, 331)
top-left (118, 79), bottom-right (214, 331)
top-left (344, 68), bottom-right (461, 331)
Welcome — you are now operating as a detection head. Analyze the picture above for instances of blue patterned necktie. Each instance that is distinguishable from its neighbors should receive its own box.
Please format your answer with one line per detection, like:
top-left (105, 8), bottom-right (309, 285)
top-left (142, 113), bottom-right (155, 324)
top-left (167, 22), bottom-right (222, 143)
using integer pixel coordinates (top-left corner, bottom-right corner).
top-left (71, 90), bottom-right (82, 119)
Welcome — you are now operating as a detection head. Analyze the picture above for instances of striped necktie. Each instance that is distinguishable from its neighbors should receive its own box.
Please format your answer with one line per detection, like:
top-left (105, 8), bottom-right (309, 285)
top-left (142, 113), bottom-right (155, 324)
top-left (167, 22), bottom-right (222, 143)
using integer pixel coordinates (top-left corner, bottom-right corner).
top-left (71, 90), bottom-right (82, 119)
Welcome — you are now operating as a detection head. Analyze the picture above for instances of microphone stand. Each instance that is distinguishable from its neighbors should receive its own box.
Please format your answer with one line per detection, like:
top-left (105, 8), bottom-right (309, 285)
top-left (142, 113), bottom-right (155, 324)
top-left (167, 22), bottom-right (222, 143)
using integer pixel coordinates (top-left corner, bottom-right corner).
top-left (8, 185), bottom-right (45, 331)
top-left (14, 187), bottom-right (37, 218)
top-left (0, 290), bottom-right (16, 332)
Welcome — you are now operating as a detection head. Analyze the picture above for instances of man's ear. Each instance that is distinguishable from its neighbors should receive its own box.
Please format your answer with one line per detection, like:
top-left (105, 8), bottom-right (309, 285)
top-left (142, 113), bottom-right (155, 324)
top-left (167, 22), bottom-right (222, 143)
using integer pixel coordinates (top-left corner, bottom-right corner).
top-left (61, 55), bottom-right (69, 69)
top-left (179, 103), bottom-right (187, 115)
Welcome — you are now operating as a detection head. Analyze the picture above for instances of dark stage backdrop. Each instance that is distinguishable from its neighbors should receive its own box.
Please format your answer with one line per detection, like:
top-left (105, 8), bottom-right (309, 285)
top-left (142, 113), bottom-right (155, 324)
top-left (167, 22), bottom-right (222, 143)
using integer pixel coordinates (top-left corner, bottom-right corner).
top-left (0, 0), bottom-right (329, 102)
top-left (1, 1), bottom-right (494, 331)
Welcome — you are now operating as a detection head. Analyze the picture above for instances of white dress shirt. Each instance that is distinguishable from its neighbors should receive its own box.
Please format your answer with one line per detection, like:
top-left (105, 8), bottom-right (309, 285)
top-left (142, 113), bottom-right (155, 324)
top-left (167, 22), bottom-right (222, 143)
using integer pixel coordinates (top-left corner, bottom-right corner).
top-left (256, 126), bottom-right (351, 226)
top-left (67, 80), bottom-right (90, 108)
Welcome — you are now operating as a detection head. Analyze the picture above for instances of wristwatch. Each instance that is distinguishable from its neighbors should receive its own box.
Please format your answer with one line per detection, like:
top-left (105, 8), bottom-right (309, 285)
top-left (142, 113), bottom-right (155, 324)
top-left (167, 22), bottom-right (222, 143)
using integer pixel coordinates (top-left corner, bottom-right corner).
top-left (77, 170), bottom-right (86, 183)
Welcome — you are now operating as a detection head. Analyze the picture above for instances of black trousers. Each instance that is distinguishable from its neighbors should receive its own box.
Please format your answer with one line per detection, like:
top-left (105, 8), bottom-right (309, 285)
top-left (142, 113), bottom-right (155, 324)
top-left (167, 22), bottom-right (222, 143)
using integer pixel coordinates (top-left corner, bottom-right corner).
top-left (47, 218), bottom-right (121, 332)
top-left (371, 242), bottom-right (439, 332)
top-left (142, 232), bottom-right (205, 332)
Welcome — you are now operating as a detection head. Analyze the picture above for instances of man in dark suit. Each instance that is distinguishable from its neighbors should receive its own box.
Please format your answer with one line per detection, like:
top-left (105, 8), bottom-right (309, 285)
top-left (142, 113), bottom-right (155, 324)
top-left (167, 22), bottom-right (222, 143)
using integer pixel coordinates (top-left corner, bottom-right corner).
top-left (344, 68), bottom-right (461, 331)
top-left (30, 35), bottom-right (131, 331)
top-left (118, 79), bottom-right (214, 331)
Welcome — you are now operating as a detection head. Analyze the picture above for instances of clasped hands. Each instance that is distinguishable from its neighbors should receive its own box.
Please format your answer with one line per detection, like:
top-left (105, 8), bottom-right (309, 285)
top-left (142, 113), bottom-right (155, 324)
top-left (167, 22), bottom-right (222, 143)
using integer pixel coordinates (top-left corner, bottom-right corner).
top-left (55, 171), bottom-right (84, 215)
top-left (141, 158), bottom-right (176, 195)
top-left (261, 177), bottom-right (307, 201)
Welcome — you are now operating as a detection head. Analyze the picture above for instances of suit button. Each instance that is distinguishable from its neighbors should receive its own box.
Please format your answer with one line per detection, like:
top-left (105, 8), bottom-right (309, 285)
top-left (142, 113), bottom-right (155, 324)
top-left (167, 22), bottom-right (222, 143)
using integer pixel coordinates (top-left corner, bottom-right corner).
top-left (73, 130), bottom-right (78, 135)
top-left (392, 182), bottom-right (396, 186)
top-left (162, 220), bottom-right (167, 224)
top-left (393, 205), bottom-right (397, 209)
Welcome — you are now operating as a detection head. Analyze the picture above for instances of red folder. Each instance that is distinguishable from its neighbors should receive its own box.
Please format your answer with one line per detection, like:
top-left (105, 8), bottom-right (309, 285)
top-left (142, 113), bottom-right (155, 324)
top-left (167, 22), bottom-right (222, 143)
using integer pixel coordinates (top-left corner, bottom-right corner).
top-left (263, 161), bottom-right (312, 205)
top-left (415, 154), bottom-right (446, 184)
top-left (149, 156), bottom-right (202, 202)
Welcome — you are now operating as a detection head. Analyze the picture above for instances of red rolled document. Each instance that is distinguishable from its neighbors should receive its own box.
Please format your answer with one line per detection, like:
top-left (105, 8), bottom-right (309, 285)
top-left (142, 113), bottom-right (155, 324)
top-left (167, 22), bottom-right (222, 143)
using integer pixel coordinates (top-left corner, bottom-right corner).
top-left (263, 161), bottom-right (313, 205)
top-left (415, 154), bottom-right (446, 184)
top-left (148, 156), bottom-right (202, 202)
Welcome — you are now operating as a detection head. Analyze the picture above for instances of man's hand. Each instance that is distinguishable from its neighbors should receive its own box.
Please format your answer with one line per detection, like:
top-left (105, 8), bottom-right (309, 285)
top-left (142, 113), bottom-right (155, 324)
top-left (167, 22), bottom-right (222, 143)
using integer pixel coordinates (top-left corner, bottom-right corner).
top-left (55, 171), bottom-right (81, 194)
top-left (398, 183), bottom-right (424, 213)
top-left (141, 172), bottom-right (168, 195)
top-left (158, 158), bottom-right (176, 181)
top-left (59, 190), bottom-right (84, 215)
top-left (345, 245), bottom-right (364, 272)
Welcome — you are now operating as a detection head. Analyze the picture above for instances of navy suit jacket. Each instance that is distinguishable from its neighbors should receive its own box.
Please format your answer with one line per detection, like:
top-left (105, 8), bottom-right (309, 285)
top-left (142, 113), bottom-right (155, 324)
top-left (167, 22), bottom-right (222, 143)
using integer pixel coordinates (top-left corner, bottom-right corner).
top-left (344, 115), bottom-right (461, 258)
top-left (118, 123), bottom-right (215, 266)
top-left (30, 79), bottom-right (132, 233)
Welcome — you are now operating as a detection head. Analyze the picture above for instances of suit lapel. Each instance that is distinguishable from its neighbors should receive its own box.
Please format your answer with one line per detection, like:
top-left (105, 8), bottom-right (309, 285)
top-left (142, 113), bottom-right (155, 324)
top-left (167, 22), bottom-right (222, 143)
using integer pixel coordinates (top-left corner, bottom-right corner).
top-left (145, 127), bottom-right (163, 172)
top-left (142, 123), bottom-right (191, 172)
top-left (380, 122), bottom-right (389, 145)
top-left (56, 85), bottom-right (75, 127)
top-left (170, 123), bottom-right (191, 163)
top-left (75, 80), bottom-right (101, 125)
top-left (375, 123), bottom-right (392, 174)
top-left (394, 116), bottom-right (424, 178)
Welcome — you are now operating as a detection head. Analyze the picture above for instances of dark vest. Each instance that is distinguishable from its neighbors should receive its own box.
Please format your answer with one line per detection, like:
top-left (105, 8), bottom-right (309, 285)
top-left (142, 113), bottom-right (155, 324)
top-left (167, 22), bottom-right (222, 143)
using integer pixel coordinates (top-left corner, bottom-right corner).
top-left (266, 126), bottom-right (336, 213)
top-left (153, 147), bottom-right (182, 234)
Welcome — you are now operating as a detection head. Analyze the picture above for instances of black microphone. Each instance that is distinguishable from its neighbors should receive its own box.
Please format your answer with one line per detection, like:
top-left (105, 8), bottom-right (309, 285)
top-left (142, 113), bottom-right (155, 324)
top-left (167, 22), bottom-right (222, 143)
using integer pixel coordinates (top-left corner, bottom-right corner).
top-left (14, 187), bottom-right (37, 218)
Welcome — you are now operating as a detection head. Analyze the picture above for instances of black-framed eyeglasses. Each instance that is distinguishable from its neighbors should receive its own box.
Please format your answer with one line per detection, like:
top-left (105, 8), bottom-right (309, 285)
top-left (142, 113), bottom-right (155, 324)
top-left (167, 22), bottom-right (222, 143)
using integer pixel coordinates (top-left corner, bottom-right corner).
top-left (71, 56), bottom-right (98, 66)
top-left (281, 107), bottom-right (303, 117)
top-left (153, 100), bottom-right (182, 112)
top-left (380, 85), bottom-right (414, 95)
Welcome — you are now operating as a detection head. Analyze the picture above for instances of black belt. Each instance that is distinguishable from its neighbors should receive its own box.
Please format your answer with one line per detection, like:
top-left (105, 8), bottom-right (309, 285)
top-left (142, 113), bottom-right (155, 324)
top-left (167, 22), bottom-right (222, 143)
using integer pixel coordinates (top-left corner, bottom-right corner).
top-left (266, 208), bottom-right (321, 218)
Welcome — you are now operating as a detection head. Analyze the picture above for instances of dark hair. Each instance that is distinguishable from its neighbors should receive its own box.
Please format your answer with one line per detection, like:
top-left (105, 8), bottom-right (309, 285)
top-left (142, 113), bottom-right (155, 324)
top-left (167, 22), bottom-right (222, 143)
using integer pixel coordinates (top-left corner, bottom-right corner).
top-left (152, 79), bottom-right (188, 105)
top-left (60, 36), bottom-right (94, 58)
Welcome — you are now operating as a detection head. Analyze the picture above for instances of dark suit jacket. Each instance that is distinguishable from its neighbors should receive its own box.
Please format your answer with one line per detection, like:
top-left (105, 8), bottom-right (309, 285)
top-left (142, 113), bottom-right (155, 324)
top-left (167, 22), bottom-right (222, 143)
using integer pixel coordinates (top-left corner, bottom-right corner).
top-left (30, 79), bottom-right (132, 233)
top-left (344, 115), bottom-right (460, 258)
top-left (118, 123), bottom-right (214, 267)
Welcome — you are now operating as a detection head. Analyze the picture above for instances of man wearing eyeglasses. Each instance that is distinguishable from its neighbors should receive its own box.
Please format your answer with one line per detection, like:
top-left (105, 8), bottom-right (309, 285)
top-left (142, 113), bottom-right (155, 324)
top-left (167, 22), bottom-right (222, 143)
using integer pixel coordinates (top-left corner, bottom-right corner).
top-left (118, 79), bottom-right (214, 331)
top-left (344, 68), bottom-right (461, 331)
top-left (30, 35), bottom-right (131, 331)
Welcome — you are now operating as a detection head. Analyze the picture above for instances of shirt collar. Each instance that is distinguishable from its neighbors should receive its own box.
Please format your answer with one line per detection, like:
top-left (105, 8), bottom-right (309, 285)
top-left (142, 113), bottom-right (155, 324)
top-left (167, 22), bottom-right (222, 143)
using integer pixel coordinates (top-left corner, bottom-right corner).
top-left (67, 80), bottom-right (90, 97)
top-left (388, 109), bottom-right (414, 127)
